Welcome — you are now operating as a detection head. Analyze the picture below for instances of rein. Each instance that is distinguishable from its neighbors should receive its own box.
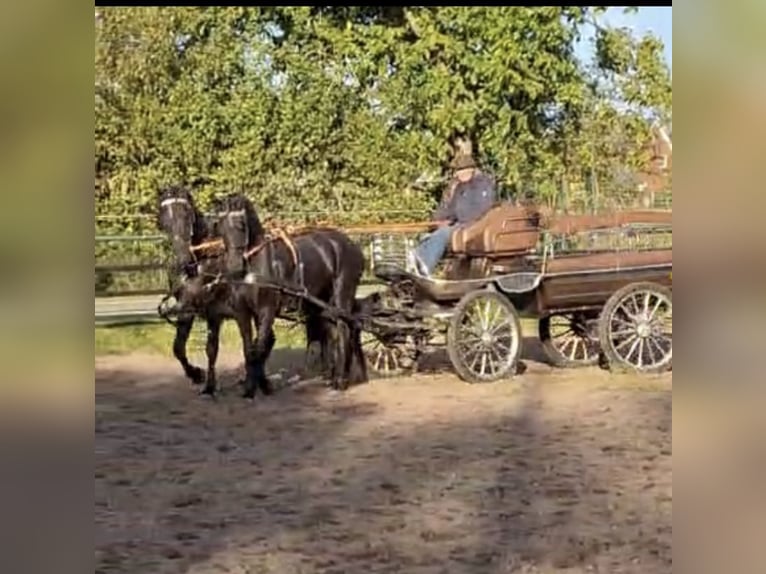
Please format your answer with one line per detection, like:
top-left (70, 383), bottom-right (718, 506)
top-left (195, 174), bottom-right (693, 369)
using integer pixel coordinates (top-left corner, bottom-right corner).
top-left (190, 238), bottom-right (225, 254)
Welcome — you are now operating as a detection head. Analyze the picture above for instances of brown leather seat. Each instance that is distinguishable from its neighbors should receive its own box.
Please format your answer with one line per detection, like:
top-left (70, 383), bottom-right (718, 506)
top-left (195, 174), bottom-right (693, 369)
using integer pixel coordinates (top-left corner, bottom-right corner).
top-left (450, 203), bottom-right (542, 256)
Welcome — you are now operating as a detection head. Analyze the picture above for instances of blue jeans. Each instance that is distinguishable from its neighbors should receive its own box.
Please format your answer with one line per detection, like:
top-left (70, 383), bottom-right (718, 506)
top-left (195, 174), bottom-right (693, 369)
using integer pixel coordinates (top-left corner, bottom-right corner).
top-left (414, 224), bottom-right (457, 274)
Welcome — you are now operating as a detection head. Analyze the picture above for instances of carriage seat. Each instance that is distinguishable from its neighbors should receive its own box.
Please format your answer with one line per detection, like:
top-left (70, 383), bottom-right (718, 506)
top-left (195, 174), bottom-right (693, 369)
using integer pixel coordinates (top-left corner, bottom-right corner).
top-left (449, 203), bottom-right (543, 256)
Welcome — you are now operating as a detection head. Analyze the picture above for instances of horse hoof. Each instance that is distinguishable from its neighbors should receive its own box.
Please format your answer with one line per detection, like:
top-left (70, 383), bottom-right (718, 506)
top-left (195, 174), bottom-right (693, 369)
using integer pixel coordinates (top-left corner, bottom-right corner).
top-left (190, 367), bottom-right (206, 385)
top-left (241, 390), bottom-right (256, 400)
top-left (199, 386), bottom-right (216, 398)
top-left (259, 385), bottom-right (274, 396)
top-left (256, 376), bottom-right (274, 396)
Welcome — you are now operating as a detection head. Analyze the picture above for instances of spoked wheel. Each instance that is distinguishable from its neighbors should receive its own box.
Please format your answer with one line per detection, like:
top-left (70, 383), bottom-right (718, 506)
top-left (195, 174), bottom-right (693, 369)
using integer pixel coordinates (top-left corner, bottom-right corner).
top-left (363, 334), bottom-right (419, 379)
top-left (598, 282), bottom-right (672, 374)
top-left (447, 289), bottom-right (523, 383)
top-left (539, 312), bottom-right (600, 368)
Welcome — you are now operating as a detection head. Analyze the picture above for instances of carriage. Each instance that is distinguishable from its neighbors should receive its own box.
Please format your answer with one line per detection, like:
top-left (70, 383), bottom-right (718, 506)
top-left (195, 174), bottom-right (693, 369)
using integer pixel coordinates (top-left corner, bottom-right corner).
top-left (356, 203), bottom-right (672, 382)
top-left (159, 195), bottom-right (672, 387)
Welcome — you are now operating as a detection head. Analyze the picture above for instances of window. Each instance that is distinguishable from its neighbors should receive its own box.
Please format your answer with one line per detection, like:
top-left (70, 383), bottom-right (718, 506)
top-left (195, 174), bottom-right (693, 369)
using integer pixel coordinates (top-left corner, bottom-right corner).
top-left (659, 155), bottom-right (669, 170)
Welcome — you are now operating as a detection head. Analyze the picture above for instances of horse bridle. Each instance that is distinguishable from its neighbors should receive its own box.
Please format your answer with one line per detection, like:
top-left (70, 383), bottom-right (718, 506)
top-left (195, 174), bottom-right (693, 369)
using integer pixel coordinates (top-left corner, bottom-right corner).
top-left (220, 209), bottom-right (302, 285)
top-left (160, 195), bottom-right (224, 288)
top-left (218, 208), bottom-right (248, 252)
top-left (160, 196), bottom-right (196, 247)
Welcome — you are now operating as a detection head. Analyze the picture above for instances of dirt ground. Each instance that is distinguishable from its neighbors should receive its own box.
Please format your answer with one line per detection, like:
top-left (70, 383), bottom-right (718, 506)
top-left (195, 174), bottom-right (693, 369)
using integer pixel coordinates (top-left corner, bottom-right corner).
top-left (95, 343), bottom-right (671, 574)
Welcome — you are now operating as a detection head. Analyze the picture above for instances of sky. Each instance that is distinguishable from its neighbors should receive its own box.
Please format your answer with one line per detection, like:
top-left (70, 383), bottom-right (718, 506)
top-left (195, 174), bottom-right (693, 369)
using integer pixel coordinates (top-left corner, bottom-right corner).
top-left (576, 7), bottom-right (673, 72)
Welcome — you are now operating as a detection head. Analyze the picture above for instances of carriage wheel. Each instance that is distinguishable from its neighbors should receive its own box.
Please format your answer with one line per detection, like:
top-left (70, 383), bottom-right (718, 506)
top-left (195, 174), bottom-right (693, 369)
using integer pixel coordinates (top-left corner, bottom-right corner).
top-left (447, 289), bottom-right (523, 383)
top-left (363, 335), bottom-right (419, 379)
top-left (598, 282), bottom-right (672, 374)
top-left (539, 312), bottom-right (600, 368)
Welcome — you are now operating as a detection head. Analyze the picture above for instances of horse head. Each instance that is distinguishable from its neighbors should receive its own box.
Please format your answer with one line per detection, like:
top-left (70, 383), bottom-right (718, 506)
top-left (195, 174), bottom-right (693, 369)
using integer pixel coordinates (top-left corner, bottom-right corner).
top-left (156, 184), bottom-right (207, 277)
top-left (215, 192), bottom-right (265, 277)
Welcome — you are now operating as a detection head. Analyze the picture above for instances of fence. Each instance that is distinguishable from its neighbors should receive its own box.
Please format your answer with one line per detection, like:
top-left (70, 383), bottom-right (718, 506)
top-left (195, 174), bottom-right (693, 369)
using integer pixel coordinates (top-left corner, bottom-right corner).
top-left (95, 229), bottom-right (418, 296)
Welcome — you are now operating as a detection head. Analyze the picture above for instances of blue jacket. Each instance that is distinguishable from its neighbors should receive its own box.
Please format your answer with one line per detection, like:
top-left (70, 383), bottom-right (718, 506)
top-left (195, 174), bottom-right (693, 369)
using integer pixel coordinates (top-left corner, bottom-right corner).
top-left (432, 172), bottom-right (497, 224)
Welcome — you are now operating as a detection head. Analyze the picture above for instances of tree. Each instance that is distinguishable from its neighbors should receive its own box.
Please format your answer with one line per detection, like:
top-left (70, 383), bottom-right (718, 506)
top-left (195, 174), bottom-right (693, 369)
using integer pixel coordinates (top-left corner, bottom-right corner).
top-left (95, 6), bottom-right (672, 227)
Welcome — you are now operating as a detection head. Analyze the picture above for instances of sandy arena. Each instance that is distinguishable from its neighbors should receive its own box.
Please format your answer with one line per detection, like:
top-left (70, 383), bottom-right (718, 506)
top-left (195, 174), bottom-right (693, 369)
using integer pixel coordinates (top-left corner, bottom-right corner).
top-left (95, 344), bottom-right (671, 574)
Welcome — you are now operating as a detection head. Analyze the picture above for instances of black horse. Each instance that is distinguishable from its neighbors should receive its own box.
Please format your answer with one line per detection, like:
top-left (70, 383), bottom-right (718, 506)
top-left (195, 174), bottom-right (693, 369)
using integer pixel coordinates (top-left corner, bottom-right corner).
top-left (156, 185), bottom-right (328, 396)
top-left (156, 184), bottom-right (236, 393)
top-left (215, 193), bottom-right (368, 397)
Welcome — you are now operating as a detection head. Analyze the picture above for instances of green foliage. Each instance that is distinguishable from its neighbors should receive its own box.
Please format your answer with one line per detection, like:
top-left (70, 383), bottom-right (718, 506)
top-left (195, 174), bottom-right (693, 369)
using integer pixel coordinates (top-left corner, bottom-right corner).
top-left (95, 6), bottom-right (672, 229)
top-left (95, 319), bottom-right (305, 356)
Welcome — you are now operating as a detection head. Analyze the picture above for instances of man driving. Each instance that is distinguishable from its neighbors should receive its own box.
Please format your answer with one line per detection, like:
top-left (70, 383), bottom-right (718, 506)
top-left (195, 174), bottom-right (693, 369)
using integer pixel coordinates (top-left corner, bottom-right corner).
top-left (410, 154), bottom-right (497, 277)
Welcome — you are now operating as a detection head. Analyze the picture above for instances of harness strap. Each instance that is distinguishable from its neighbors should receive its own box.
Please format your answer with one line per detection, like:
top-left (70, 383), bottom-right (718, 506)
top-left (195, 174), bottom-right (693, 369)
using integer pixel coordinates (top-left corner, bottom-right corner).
top-left (273, 228), bottom-right (300, 269)
top-left (190, 238), bottom-right (224, 253)
top-left (244, 229), bottom-right (300, 270)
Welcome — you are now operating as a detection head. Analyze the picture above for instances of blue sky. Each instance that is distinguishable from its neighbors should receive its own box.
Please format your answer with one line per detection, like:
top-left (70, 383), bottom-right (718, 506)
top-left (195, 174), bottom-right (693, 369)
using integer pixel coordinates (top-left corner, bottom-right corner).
top-left (576, 7), bottom-right (673, 71)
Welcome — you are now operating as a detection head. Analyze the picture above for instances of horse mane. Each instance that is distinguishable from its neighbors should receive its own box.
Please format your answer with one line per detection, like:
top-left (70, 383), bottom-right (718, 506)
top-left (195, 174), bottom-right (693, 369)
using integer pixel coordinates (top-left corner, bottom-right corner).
top-left (220, 192), bottom-right (265, 248)
top-left (156, 184), bottom-right (209, 244)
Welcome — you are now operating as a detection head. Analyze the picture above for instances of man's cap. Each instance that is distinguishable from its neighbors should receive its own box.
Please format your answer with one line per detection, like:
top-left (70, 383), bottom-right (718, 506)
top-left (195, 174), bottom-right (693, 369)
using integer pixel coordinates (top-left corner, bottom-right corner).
top-left (451, 154), bottom-right (477, 171)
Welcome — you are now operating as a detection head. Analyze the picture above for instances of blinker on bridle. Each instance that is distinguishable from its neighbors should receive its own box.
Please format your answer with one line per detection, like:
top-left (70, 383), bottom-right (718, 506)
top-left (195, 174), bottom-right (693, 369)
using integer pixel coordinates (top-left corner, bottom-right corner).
top-left (160, 196), bottom-right (196, 243)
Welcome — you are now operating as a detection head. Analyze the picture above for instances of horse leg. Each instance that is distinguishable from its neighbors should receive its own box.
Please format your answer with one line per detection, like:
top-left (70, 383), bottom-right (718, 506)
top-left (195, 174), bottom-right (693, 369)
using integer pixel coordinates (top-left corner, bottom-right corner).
top-left (332, 274), bottom-right (367, 389)
top-left (235, 313), bottom-right (258, 399)
top-left (173, 315), bottom-right (205, 385)
top-left (247, 306), bottom-right (277, 397)
top-left (305, 303), bottom-right (333, 380)
top-left (303, 308), bottom-right (323, 376)
top-left (323, 322), bottom-right (339, 388)
top-left (303, 300), bottom-right (337, 385)
top-left (320, 317), bottom-right (334, 379)
top-left (232, 290), bottom-right (251, 389)
top-left (331, 320), bottom-right (351, 391)
top-left (327, 284), bottom-right (352, 390)
top-left (321, 320), bottom-right (336, 385)
top-left (347, 322), bottom-right (368, 385)
top-left (200, 315), bottom-right (222, 396)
